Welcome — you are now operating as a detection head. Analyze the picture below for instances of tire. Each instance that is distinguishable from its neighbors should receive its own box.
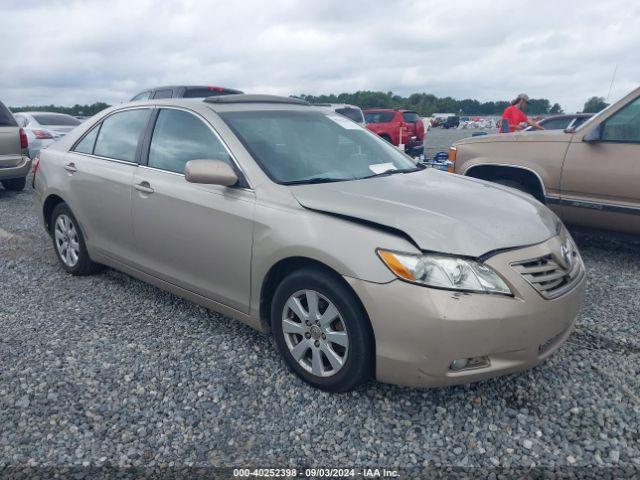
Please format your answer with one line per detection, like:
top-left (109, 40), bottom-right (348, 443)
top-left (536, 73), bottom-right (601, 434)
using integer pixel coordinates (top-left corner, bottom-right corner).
top-left (50, 203), bottom-right (103, 276)
top-left (493, 178), bottom-right (534, 197)
top-left (271, 268), bottom-right (374, 392)
top-left (379, 134), bottom-right (393, 144)
top-left (1, 177), bottom-right (26, 191)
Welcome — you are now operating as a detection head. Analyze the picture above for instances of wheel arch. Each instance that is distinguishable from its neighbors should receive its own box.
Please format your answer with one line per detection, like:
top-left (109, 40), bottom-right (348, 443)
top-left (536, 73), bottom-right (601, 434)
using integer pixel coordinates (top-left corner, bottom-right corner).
top-left (464, 164), bottom-right (546, 202)
top-left (42, 193), bottom-right (67, 233)
top-left (259, 256), bottom-right (373, 334)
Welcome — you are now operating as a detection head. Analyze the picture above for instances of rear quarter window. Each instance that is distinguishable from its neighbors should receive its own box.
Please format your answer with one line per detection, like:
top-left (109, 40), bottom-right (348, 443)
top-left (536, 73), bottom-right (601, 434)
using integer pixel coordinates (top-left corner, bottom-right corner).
top-left (402, 112), bottom-right (420, 123)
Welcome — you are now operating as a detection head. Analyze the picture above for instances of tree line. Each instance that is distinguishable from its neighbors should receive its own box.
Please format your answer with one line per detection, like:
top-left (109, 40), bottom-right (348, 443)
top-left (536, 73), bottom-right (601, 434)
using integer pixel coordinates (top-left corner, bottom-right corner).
top-left (298, 91), bottom-right (565, 116)
top-left (10, 102), bottom-right (110, 116)
top-left (9, 94), bottom-right (609, 118)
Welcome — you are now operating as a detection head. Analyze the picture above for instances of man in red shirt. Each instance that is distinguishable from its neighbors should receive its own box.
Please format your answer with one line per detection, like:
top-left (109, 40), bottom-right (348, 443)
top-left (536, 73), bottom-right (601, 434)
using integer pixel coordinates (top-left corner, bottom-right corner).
top-left (500, 93), bottom-right (544, 133)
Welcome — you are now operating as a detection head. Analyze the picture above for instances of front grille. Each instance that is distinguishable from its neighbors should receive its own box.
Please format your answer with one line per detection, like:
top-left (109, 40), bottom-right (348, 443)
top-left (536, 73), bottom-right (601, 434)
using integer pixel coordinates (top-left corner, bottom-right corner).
top-left (511, 244), bottom-right (584, 299)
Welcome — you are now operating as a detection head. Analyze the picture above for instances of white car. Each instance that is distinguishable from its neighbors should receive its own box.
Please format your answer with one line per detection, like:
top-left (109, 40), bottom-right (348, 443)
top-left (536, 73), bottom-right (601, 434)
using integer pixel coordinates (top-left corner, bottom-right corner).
top-left (13, 112), bottom-right (82, 158)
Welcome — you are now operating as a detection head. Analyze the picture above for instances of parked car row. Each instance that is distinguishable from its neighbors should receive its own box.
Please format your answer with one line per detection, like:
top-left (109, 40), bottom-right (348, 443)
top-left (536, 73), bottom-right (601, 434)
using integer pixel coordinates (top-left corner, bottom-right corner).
top-left (14, 111), bottom-right (82, 159)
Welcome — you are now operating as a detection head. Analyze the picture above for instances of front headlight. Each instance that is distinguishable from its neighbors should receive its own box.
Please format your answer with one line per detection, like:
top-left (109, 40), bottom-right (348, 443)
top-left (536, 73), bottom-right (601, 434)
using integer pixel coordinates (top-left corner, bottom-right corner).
top-left (377, 249), bottom-right (512, 295)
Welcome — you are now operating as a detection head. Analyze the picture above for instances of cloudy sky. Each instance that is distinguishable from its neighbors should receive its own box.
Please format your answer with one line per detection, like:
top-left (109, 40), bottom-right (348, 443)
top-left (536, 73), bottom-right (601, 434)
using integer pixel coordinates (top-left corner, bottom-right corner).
top-left (1, 0), bottom-right (638, 112)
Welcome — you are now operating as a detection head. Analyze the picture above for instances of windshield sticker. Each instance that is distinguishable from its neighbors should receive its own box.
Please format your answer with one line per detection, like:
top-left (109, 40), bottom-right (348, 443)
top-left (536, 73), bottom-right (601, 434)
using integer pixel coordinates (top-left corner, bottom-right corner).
top-left (327, 115), bottom-right (361, 129)
top-left (369, 163), bottom-right (395, 174)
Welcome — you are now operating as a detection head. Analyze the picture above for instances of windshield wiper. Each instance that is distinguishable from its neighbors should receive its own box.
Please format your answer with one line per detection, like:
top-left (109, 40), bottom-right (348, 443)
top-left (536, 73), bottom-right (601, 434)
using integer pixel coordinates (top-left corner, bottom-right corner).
top-left (360, 166), bottom-right (424, 180)
top-left (282, 177), bottom-right (349, 185)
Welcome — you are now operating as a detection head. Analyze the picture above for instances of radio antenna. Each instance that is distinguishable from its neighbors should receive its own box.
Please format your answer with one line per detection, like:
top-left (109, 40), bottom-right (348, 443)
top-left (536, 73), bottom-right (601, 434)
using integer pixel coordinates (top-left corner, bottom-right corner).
top-left (606, 64), bottom-right (618, 101)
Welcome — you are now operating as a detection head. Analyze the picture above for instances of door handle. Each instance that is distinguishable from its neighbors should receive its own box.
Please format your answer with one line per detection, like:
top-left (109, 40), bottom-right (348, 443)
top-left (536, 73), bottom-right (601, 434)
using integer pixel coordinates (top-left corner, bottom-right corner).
top-left (64, 162), bottom-right (77, 173)
top-left (134, 181), bottom-right (155, 194)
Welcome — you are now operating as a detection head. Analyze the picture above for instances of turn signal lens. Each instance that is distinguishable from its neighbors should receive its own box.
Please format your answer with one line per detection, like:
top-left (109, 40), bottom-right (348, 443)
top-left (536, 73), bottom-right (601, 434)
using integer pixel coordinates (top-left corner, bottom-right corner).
top-left (448, 146), bottom-right (457, 173)
top-left (378, 250), bottom-right (415, 281)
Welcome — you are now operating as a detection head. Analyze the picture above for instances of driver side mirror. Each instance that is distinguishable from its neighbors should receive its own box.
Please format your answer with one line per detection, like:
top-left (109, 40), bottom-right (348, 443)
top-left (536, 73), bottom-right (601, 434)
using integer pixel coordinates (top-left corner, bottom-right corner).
top-left (184, 159), bottom-right (239, 186)
top-left (583, 123), bottom-right (603, 143)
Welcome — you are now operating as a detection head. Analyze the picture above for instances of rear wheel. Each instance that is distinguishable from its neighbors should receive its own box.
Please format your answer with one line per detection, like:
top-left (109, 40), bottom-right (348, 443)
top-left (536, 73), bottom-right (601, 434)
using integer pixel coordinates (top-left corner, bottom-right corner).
top-left (271, 268), bottom-right (373, 392)
top-left (1, 177), bottom-right (26, 191)
top-left (379, 134), bottom-right (393, 144)
top-left (51, 203), bottom-right (103, 276)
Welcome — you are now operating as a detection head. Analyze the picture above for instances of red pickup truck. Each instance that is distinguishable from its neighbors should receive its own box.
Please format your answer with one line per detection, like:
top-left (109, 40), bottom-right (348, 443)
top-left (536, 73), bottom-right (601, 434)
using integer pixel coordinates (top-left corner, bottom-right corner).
top-left (363, 109), bottom-right (425, 157)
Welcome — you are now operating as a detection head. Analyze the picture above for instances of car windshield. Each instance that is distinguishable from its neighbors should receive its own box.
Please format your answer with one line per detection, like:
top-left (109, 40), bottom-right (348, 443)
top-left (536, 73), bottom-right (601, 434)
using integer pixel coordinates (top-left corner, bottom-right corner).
top-left (219, 110), bottom-right (418, 184)
top-left (33, 114), bottom-right (81, 126)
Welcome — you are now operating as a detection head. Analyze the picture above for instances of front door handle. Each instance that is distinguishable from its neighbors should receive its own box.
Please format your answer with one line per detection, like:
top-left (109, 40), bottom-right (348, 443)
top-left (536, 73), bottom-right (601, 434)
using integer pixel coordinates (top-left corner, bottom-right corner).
top-left (64, 162), bottom-right (77, 173)
top-left (134, 181), bottom-right (155, 194)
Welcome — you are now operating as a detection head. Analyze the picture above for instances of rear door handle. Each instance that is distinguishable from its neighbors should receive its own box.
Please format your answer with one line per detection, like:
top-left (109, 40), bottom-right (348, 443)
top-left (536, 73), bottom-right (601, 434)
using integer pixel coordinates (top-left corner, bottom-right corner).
top-left (64, 162), bottom-right (77, 173)
top-left (134, 181), bottom-right (155, 194)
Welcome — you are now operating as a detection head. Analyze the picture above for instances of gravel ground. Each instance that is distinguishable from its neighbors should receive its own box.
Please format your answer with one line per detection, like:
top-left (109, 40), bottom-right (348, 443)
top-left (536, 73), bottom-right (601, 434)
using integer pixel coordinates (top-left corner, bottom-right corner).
top-left (1, 183), bottom-right (639, 476)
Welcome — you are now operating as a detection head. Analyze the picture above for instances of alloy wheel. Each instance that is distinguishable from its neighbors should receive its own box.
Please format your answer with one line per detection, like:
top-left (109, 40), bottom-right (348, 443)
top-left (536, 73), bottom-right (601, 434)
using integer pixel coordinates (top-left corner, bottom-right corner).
top-left (54, 214), bottom-right (80, 268)
top-left (281, 289), bottom-right (349, 377)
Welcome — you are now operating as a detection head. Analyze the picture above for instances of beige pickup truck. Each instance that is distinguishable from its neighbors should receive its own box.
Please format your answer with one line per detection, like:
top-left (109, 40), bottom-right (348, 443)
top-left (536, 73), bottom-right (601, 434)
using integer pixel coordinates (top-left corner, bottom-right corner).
top-left (0, 100), bottom-right (31, 191)
top-left (450, 87), bottom-right (640, 235)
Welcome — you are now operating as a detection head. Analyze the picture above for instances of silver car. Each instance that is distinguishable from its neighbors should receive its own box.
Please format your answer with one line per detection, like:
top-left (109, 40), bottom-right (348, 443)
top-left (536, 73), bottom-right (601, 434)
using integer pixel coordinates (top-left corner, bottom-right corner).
top-left (34, 95), bottom-right (585, 392)
top-left (13, 112), bottom-right (82, 158)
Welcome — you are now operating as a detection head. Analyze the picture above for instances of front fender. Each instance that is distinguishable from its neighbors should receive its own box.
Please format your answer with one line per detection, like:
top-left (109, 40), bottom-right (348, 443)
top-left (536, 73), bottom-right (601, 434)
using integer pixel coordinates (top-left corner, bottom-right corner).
top-left (249, 202), bottom-right (418, 319)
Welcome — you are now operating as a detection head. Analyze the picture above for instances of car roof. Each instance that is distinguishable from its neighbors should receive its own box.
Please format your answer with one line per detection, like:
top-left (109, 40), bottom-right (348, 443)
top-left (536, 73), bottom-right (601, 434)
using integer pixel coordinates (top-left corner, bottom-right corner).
top-left (124, 95), bottom-right (314, 113)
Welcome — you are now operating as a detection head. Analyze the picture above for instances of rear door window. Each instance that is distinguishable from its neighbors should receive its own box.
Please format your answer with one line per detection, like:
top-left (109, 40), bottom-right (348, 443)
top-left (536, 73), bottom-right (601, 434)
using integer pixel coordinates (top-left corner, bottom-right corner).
top-left (93, 109), bottom-right (150, 162)
top-left (152, 89), bottom-right (174, 99)
top-left (364, 112), bottom-right (395, 123)
top-left (147, 108), bottom-right (232, 174)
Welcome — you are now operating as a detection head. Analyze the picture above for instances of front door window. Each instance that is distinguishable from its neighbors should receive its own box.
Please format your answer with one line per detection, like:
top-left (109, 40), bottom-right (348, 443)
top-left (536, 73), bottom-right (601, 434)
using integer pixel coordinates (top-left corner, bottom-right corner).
top-left (602, 97), bottom-right (640, 143)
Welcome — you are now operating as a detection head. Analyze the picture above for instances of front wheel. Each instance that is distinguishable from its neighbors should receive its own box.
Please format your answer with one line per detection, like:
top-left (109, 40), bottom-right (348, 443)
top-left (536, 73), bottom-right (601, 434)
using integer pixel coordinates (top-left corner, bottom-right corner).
top-left (271, 268), bottom-right (374, 392)
top-left (1, 177), bottom-right (26, 191)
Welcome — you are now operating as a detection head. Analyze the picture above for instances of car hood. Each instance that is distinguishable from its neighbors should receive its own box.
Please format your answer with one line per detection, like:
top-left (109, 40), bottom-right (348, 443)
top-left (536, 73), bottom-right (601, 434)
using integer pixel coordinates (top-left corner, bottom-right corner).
top-left (456, 130), bottom-right (572, 146)
top-left (290, 169), bottom-right (559, 257)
